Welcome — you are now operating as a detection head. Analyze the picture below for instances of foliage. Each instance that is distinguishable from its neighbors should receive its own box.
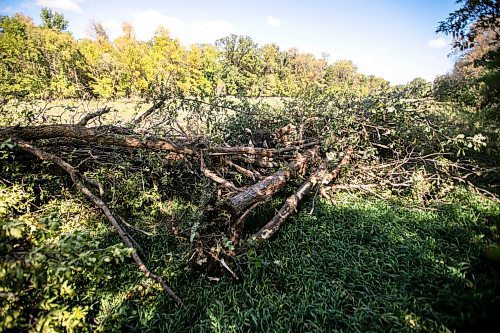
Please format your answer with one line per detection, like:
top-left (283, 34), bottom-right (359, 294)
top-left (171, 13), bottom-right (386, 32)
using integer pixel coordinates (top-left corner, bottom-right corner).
top-left (0, 178), bottom-right (132, 332)
top-left (0, 14), bottom-right (91, 100)
top-left (40, 7), bottom-right (68, 31)
top-left (3, 177), bottom-right (497, 331)
top-left (437, 0), bottom-right (498, 51)
top-left (436, 0), bottom-right (499, 119)
top-left (0, 11), bottom-right (390, 100)
top-left (0, 5), bottom-right (499, 332)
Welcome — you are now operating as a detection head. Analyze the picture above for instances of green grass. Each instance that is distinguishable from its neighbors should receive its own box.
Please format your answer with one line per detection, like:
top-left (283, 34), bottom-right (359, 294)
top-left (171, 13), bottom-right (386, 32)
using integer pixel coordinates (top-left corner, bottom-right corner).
top-left (91, 190), bottom-right (500, 332)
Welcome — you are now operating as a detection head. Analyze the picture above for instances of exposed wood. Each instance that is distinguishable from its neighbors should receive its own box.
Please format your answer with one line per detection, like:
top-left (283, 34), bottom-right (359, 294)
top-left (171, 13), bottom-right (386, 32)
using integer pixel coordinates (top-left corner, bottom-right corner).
top-left (16, 140), bottom-right (184, 306)
top-left (321, 146), bottom-right (354, 186)
top-left (225, 159), bottom-right (264, 180)
top-left (233, 155), bottom-right (278, 168)
top-left (207, 146), bottom-right (277, 157)
top-left (228, 148), bottom-right (318, 212)
top-left (211, 141), bottom-right (318, 156)
top-left (274, 123), bottom-right (297, 143)
top-left (251, 147), bottom-right (353, 241)
top-left (200, 153), bottom-right (241, 192)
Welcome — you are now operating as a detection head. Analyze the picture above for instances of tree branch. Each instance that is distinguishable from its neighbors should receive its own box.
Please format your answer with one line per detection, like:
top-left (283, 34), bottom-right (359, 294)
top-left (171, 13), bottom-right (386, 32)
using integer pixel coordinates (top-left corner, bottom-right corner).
top-left (228, 148), bottom-right (318, 212)
top-left (251, 146), bottom-right (353, 242)
top-left (16, 140), bottom-right (184, 306)
top-left (77, 106), bottom-right (112, 126)
top-left (133, 99), bottom-right (166, 125)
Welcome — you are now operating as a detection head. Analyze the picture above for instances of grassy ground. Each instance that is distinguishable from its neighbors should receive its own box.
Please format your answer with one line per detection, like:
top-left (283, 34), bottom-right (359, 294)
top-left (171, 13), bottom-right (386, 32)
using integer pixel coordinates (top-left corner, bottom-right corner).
top-left (90, 190), bottom-right (500, 332)
top-left (0, 99), bottom-right (158, 127)
top-left (0, 97), bottom-right (280, 126)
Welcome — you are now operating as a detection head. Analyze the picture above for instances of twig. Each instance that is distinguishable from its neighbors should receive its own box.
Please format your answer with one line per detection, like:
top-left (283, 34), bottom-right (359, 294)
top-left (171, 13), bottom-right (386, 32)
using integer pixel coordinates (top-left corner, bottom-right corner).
top-left (225, 159), bottom-right (264, 180)
top-left (133, 99), bottom-right (166, 125)
top-left (118, 215), bottom-right (154, 237)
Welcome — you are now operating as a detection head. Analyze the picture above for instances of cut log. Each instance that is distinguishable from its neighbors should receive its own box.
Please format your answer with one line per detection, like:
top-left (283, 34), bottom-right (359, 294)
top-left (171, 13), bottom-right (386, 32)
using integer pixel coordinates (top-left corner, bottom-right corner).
top-left (228, 148), bottom-right (318, 212)
top-left (251, 146), bottom-right (353, 241)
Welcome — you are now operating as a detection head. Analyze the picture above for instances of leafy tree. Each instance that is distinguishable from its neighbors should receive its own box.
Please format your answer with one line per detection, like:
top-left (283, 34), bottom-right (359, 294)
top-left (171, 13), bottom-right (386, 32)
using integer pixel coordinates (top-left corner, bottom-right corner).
top-left (437, 0), bottom-right (499, 116)
top-left (216, 35), bottom-right (261, 95)
top-left (0, 14), bottom-right (46, 100)
top-left (40, 7), bottom-right (68, 31)
top-left (87, 19), bottom-right (109, 42)
top-left (112, 22), bottom-right (148, 97)
top-left (1, 11), bottom-right (395, 100)
top-left (198, 44), bottom-right (223, 95)
top-left (437, 0), bottom-right (498, 51)
top-left (325, 60), bottom-right (358, 86)
top-left (144, 26), bottom-right (187, 95)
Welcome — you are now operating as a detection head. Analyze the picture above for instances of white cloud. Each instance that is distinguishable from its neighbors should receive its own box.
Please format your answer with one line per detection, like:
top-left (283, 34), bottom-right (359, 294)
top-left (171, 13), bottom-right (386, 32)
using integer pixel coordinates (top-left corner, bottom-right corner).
top-left (36, 0), bottom-right (83, 13)
top-left (267, 16), bottom-right (281, 27)
top-left (102, 20), bottom-right (121, 39)
top-left (427, 37), bottom-right (447, 49)
top-left (132, 10), bottom-right (185, 41)
top-left (376, 47), bottom-right (388, 54)
top-left (101, 10), bottom-right (236, 44)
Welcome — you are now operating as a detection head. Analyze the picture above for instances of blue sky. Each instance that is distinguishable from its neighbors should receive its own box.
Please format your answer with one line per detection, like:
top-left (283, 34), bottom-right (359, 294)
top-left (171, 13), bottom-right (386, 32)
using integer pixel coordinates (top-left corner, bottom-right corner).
top-left (0, 0), bottom-right (461, 84)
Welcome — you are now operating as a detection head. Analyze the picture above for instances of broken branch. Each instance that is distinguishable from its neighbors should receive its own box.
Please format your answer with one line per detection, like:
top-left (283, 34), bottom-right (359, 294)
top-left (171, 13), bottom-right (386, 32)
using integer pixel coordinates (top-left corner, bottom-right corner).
top-left (16, 140), bottom-right (184, 306)
top-left (77, 106), bottom-right (112, 126)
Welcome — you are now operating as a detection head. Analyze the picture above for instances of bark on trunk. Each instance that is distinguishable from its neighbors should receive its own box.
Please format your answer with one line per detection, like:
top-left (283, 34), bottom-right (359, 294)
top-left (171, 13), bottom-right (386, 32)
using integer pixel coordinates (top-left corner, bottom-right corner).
top-left (228, 148), bottom-right (318, 212)
top-left (0, 125), bottom-right (317, 158)
top-left (251, 146), bottom-right (353, 241)
top-left (0, 125), bottom-right (194, 155)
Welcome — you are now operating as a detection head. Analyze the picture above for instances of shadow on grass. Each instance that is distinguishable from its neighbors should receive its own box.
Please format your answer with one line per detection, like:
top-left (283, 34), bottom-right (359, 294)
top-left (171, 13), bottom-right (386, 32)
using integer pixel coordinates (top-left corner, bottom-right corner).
top-left (94, 194), bottom-right (500, 332)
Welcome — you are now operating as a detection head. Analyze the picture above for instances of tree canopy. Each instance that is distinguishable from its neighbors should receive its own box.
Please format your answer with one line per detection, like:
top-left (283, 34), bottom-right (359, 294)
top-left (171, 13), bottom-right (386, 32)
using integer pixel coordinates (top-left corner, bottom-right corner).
top-left (40, 7), bottom-right (68, 31)
top-left (0, 12), bottom-right (390, 101)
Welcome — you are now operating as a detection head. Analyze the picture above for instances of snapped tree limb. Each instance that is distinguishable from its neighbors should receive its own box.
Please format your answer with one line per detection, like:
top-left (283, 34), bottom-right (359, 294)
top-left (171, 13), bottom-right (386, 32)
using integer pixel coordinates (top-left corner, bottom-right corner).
top-left (228, 148), bottom-right (319, 212)
top-left (77, 106), bottom-right (112, 126)
top-left (251, 146), bottom-right (353, 242)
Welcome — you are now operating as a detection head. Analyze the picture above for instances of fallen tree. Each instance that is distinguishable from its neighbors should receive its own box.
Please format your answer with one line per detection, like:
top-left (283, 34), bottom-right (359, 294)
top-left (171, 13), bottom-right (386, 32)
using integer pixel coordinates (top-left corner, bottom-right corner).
top-left (1, 92), bottom-right (498, 306)
top-left (0, 118), bottom-right (333, 304)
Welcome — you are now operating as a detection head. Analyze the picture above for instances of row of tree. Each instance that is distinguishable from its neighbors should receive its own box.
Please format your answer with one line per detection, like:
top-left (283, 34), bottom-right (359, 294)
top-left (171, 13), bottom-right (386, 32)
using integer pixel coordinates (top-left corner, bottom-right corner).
top-left (0, 9), bottom-right (389, 101)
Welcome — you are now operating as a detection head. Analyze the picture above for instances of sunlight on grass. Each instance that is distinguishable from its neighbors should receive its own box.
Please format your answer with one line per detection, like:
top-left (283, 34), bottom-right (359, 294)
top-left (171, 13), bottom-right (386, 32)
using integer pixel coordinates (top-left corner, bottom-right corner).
top-left (90, 190), bottom-right (499, 332)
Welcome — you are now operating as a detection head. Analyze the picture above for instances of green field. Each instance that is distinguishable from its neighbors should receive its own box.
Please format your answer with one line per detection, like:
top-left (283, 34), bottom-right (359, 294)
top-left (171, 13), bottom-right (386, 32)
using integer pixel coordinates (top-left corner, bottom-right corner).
top-left (83, 191), bottom-right (500, 332)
